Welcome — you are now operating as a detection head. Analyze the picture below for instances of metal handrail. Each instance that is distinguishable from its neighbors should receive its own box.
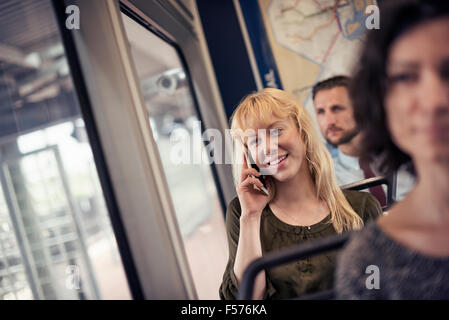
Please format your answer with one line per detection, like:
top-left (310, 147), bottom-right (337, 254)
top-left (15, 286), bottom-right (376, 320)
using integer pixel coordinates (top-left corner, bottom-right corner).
top-left (341, 173), bottom-right (397, 210)
top-left (237, 233), bottom-right (350, 300)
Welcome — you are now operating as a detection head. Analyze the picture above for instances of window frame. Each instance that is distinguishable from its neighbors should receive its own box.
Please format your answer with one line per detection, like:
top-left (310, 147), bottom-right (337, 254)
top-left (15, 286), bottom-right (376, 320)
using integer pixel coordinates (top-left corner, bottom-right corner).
top-left (52, 0), bottom-right (207, 299)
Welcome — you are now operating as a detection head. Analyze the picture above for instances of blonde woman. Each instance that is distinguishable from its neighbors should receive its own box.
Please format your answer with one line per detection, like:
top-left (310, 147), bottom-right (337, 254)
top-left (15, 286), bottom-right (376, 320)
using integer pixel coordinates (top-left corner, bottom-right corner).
top-left (219, 88), bottom-right (382, 300)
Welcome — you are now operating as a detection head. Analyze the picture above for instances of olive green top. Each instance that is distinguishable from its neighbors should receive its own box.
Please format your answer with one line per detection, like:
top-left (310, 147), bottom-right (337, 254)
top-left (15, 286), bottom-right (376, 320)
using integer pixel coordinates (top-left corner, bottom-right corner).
top-left (219, 189), bottom-right (382, 300)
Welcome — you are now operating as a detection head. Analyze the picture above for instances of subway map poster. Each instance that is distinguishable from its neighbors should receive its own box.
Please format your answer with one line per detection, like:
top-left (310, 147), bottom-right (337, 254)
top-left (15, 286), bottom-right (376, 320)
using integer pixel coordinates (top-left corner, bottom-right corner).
top-left (239, 0), bottom-right (378, 116)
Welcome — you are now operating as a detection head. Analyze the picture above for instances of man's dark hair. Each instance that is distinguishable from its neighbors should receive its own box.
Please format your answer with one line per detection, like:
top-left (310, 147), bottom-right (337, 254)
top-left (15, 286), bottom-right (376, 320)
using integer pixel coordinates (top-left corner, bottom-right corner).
top-left (312, 75), bottom-right (350, 100)
top-left (350, 0), bottom-right (449, 176)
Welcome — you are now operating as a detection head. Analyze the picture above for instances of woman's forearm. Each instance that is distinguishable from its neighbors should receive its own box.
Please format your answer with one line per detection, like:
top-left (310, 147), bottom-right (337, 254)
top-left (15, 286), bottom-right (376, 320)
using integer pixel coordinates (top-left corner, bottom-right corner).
top-left (233, 212), bottom-right (266, 300)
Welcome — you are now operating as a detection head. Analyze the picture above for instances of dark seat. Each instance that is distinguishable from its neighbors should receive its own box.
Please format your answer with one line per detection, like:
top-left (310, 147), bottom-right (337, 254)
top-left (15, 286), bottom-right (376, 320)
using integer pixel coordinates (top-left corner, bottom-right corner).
top-left (237, 173), bottom-right (397, 300)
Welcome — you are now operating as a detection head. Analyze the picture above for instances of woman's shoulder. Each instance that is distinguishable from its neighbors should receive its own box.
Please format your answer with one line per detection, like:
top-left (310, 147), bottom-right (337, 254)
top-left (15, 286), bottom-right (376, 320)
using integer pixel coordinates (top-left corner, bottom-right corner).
top-left (228, 196), bottom-right (241, 211)
top-left (335, 222), bottom-right (383, 298)
top-left (341, 189), bottom-right (378, 210)
top-left (339, 221), bottom-right (381, 263)
top-left (338, 219), bottom-right (449, 299)
top-left (342, 189), bottom-right (382, 222)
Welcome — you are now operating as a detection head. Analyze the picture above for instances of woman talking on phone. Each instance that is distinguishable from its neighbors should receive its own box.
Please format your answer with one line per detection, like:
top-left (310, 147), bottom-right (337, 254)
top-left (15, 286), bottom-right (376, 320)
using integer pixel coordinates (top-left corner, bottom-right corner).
top-left (219, 88), bottom-right (382, 300)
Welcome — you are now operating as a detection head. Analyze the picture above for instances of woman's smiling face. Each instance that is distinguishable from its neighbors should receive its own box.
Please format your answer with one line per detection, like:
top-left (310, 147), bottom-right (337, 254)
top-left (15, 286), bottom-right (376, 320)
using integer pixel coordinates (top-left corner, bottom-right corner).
top-left (246, 116), bottom-right (307, 182)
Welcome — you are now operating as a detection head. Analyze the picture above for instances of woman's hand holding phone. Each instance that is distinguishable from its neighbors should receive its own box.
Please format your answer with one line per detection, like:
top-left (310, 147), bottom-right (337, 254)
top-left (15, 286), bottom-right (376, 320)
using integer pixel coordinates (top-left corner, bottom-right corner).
top-left (236, 153), bottom-right (270, 218)
top-left (234, 153), bottom-right (269, 299)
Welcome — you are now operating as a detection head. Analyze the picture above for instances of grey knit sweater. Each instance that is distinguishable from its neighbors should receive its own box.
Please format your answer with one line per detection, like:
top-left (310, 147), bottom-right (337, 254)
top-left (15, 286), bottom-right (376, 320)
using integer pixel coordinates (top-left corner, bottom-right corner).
top-left (336, 222), bottom-right (449, 299)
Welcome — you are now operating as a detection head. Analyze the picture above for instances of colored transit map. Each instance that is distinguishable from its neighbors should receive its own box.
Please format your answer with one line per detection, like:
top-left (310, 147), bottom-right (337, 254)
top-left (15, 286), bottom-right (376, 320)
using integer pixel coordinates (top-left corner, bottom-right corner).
top-left (258, 0), bottom-right (377, 115)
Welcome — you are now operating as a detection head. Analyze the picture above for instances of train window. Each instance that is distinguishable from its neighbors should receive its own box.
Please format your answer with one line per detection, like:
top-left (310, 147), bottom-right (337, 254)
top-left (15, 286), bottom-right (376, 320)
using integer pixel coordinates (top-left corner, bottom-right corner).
top-left (121, 13), bottom-right (228, 299)
top-left (0, 0), bottom-right (130, 299)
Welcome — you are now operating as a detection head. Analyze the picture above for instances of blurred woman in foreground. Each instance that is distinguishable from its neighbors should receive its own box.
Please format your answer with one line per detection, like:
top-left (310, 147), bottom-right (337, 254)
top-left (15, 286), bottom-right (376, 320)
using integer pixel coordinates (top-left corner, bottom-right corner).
top-left (336, 0), bottom-right (449, 299)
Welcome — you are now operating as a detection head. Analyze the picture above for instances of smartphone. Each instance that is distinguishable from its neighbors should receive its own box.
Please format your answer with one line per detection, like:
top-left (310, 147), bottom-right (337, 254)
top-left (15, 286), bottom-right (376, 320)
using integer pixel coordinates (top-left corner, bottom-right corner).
top-left (247, 152), bottom-right (269, 195)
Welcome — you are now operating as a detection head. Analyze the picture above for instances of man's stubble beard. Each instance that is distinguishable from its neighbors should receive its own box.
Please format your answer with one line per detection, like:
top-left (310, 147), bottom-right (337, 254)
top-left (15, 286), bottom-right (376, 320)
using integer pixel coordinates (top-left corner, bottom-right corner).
top-left (326, 126), bottom-right (360, 148)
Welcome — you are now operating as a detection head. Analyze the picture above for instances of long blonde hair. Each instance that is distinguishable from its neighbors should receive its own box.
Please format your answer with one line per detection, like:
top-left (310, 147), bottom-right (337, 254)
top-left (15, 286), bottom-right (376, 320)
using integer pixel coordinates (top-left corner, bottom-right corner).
top-left (230, 88), bottom-right (363, 233)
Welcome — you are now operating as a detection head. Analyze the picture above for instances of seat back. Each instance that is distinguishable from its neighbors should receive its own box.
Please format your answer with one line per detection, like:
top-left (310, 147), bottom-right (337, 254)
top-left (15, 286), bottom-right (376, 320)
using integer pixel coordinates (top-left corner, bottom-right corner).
top-left (341, 173), bottom-right (397, 210)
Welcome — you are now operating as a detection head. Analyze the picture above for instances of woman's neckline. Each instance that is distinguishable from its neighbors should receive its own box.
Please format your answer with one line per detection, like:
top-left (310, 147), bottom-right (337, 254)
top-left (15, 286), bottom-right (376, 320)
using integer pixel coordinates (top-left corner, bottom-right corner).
top-left (264, 204), bottom-right (332, 234)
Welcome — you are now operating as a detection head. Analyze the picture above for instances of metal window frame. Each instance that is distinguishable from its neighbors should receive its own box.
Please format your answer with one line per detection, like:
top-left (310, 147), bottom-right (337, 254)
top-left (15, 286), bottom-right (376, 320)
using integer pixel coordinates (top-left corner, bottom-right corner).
top-left (119, 3), bottom-right (229, 216)
top-left (121, 0), bottom-right (235, 208)
top-left (51, 0), bottom-right (221, 299)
